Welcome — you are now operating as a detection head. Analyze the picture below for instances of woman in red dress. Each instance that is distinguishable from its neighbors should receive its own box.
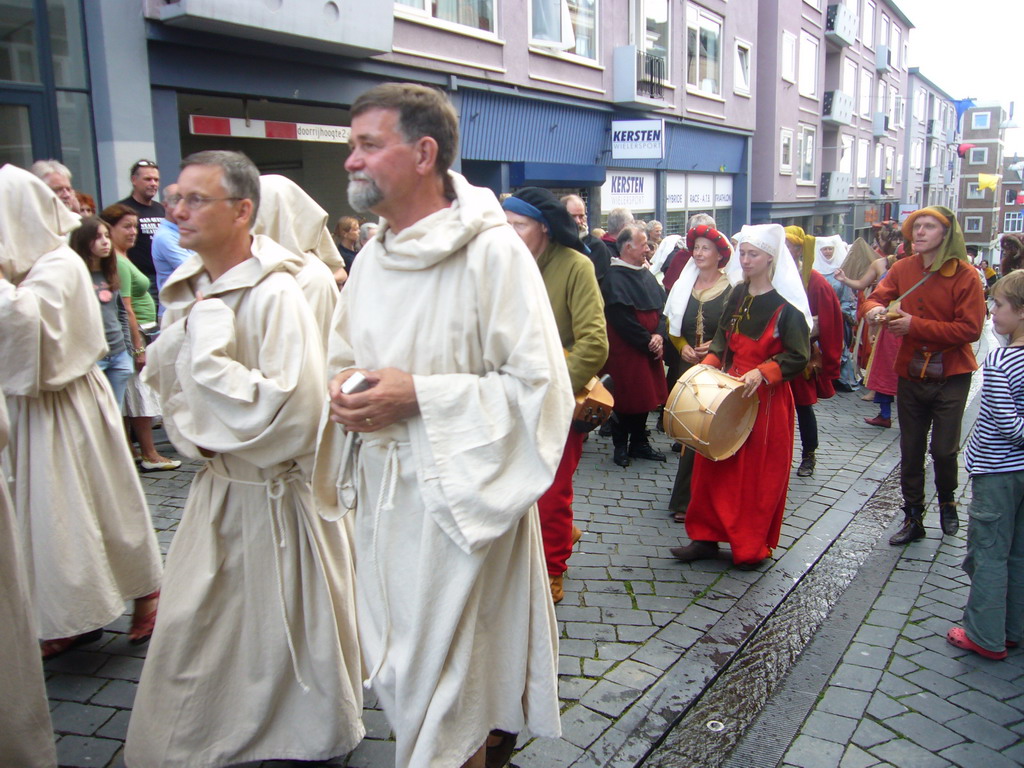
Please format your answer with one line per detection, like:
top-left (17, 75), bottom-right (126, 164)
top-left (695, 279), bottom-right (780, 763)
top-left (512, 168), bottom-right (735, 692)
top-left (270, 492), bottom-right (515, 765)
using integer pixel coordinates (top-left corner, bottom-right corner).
top-left (670, 224), bottom-right (811, 569)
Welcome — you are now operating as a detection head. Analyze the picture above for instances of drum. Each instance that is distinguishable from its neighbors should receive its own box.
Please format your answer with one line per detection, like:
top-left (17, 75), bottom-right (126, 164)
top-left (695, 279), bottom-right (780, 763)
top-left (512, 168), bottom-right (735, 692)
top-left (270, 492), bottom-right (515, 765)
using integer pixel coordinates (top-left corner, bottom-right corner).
top-left (662, 364), bottom-right (758, 461)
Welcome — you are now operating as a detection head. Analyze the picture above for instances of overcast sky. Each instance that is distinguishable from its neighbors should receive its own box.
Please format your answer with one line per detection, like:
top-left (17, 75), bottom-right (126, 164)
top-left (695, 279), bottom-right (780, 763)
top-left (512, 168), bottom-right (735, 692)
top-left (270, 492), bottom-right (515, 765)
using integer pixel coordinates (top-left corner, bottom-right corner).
top-left (897, 0), bottom-right (1024, 154)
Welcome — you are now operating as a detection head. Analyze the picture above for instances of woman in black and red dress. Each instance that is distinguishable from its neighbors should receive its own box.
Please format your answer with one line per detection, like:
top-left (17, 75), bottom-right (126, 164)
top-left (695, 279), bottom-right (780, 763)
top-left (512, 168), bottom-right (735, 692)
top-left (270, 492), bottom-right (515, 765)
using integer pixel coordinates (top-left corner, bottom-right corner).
top-left (671, 224), bottom-right (810, 569)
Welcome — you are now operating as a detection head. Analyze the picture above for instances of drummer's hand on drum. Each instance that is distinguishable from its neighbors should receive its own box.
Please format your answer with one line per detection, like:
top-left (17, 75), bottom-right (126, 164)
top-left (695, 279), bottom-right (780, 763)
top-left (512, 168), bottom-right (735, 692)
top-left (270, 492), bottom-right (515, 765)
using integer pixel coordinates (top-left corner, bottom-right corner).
top-left (740, 367), bottom-right (764, 398)
top-left (680, 344), bottom-right (700, 364)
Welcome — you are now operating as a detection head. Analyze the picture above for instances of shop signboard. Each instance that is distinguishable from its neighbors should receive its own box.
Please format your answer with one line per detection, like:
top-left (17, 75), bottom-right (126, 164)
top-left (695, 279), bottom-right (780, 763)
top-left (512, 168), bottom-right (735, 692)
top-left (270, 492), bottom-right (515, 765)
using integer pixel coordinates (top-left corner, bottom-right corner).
top-left (189, 115), bottom-right (350, 143)
top-left (601, 170), bottom-right (657, 212)
top-left (610, 119), bottom-right (665, 160)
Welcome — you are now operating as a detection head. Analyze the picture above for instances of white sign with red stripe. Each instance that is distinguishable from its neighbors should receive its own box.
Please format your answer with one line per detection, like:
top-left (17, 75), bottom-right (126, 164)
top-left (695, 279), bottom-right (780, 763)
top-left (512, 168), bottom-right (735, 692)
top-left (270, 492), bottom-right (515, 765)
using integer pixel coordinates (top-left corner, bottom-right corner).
top-left (189, 115), bottom-right (350, 144)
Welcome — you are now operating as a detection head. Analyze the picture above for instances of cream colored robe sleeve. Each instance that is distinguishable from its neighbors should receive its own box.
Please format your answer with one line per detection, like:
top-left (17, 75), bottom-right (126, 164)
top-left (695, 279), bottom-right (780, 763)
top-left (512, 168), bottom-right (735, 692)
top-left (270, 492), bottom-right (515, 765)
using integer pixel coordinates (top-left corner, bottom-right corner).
top-left (0, 249), bottom-right (105, 397)
top-left (144, 279), bottom-right (324, 468)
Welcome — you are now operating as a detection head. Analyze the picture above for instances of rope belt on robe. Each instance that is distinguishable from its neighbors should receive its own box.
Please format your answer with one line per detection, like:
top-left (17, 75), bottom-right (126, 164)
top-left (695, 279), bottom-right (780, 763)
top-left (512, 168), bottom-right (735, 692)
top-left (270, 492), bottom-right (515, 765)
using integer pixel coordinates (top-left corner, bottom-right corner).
top-left (205, 461), bottom-right (311, 693)
top-left (335, 429), bottom-right (408, 689)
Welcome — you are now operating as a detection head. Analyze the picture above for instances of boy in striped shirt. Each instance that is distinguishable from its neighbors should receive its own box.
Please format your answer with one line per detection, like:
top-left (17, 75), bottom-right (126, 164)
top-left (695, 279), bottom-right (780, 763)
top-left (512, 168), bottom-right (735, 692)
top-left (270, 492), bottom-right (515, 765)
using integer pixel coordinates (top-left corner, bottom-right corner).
top-left (948, 270), bottom-right (1024, 660)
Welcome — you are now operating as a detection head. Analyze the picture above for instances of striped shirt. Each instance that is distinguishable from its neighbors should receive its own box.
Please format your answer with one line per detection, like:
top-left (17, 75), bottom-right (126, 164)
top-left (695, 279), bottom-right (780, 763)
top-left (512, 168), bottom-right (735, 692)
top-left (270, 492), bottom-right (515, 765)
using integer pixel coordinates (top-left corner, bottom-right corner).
top-left (964, 346), bottom-right (1024, 475)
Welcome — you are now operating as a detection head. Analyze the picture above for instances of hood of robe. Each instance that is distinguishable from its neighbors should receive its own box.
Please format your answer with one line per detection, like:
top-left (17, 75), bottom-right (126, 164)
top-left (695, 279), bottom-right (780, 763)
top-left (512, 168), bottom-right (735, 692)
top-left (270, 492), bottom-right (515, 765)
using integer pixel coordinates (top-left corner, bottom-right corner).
top-left (160, 233), bottom-right (305, 313)
top-left (374, 172), bottom-right (507, 271)
top-left (0, 164), bottom-right (81, 283)
top-left (253, 174), bottom-right (344, 272)
top-left (901, 206), bottom-right (967, 273)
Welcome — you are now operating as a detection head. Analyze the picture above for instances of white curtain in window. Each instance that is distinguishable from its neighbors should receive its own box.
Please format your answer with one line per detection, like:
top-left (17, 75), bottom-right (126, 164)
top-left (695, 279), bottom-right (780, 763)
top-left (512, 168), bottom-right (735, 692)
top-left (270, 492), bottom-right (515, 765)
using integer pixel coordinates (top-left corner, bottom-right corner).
top-left (533, 0), bottom-right (574, 49)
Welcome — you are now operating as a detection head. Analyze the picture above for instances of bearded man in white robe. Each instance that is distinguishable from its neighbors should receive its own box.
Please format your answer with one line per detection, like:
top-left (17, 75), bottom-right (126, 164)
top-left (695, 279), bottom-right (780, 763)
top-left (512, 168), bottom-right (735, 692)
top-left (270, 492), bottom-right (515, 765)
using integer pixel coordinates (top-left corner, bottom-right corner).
top-left (313, 83), bottom-right (573, 768)
top-left (126, 150), bottom-right (363, 768)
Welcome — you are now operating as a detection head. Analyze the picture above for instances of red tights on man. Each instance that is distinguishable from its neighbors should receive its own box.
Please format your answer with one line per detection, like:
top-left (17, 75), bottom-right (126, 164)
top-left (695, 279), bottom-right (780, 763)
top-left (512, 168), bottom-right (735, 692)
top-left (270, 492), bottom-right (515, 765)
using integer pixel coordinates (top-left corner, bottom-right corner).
top-left (537, 430), bottom-right (585, 576)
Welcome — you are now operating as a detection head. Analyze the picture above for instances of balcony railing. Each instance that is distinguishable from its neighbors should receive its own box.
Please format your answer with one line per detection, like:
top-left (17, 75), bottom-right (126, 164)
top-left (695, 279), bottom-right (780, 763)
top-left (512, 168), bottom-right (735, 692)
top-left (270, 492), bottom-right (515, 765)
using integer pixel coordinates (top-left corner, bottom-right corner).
top-left (875, 45), bottom-right (893, 72)
top-left (149, 0), bottom-right (393, 56)
top-left (823, 90), bottom-right (855, 126)
top-left (825, 4), bottom-right (857, 47)
top-left (821, 171), bottom-right (852, 200)
top-left (613, 45), bottom-right (667, 106)
top-left (872, 112), bottom-right (890, 137)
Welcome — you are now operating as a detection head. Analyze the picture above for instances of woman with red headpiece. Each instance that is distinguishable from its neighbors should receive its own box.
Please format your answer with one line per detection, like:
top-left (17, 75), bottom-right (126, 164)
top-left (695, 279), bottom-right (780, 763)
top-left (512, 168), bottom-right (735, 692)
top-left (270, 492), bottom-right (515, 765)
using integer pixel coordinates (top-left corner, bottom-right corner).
top-left (663, 224), bottom-right (735, 521)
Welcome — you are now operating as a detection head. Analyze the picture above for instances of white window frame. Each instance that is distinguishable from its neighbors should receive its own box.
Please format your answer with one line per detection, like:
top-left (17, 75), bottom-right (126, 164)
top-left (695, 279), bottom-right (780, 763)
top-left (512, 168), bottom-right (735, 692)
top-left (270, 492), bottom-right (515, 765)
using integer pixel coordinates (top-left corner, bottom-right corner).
top-left (797, 124), bottom-right (816, 184)
top-left (862, 1), bottom-right (875, 49)
top-left (842, 58), bottom-right (857, 102)
top-left (529, 0), bottom-right (599, 60)
top-left (967, 182), bottom-right (985, 200)
top-left (685, 5), bottom-right (723, 96)
top-left (968, 147), bottom-right (989, 165)
top-left (1007, 188), bottom-right (1019, 206)
top-left (1006, 211), bottom-right (1024, 233)
top-left (891, 26), bottom-right (901, 68)
top-left (781, 31), bottom-right (797, 84)
top-left (839, 133), bottom-right (854, 174)
top-left (637, 0), bottom-right (670, 79)
top-left (857, 138), bottom-right (869, 186)
top-left (859, 69), bottom-right (872, 118)
top-left (798, 30), bottom-right (819, 99)
top-left (396, 0), bottom-right (496, 35)
top-left (780, 128), bottom-right (794, 175)
top-left (733, 38), bottom-right (752, 96)
top-left (964, 216), bottom-right (983, 233)
top-left (972, 111), bottom-right (991, 130)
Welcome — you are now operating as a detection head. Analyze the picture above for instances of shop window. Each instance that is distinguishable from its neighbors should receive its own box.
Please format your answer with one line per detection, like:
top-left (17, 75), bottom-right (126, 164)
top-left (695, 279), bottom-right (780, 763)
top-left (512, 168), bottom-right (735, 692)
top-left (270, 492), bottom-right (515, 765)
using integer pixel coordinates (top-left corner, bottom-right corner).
top-left (798, 31), bottom-right (818, 99)
top-left (396, 0), bottom-right (495, 33)
top-left (686, 5), bottom-right (722, 95)
top-left (964, 216), bottom-right (983, 233)
top-left (733, 39), bottom-right (751, 96)
top-left (531, 0), bottom-right (597, 59)
top-left (968, 147), bottom-right (988, 165)
top-left (972, 111), bottom-right (991, 130)
top-left (779, 128), bottom-right (794, 175)
top-left (797, 125), bottom-right (816, 184)
top-left (1006, 212), bottom-right (1024, 233)
top-left (0, 0), bottom-right (41, 83)
top-left (781, 31), bottom-right (797, 84)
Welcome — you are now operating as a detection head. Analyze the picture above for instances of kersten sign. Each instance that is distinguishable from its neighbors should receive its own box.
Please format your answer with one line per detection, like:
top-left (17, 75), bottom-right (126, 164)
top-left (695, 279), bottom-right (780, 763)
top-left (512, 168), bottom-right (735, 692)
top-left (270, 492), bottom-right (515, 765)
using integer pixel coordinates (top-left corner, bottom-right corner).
top-left (611, 119), bottom-right (665, 160)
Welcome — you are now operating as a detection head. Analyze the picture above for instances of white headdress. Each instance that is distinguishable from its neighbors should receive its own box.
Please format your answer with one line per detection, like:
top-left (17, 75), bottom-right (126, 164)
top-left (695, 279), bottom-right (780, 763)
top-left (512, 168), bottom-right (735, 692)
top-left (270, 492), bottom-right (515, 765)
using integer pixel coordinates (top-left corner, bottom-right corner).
top-left (812, 234), bottom-right (848, 276)
top-left (731, 224), bottom-right (813, 330)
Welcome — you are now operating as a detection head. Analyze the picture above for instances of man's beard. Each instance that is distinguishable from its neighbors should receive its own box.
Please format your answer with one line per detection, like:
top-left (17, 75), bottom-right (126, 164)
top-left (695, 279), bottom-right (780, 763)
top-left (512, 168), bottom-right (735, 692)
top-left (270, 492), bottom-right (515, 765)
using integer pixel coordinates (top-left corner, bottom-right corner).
top-left (348, 173), bottom-right (383, 212)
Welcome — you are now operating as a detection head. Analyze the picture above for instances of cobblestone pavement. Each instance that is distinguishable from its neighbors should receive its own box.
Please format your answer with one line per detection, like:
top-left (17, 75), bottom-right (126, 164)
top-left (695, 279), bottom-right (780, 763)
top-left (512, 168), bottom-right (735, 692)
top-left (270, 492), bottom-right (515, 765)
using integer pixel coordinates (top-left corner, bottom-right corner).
top-left (42, 357), bottom-right (1017, 768)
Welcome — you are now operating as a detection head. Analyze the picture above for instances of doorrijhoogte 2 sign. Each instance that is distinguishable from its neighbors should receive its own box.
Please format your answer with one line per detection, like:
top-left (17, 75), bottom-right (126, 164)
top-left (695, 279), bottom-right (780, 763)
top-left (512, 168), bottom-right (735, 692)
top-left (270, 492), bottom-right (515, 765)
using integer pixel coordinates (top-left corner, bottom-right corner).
top-left (611, 119), bottom-right (665, 160)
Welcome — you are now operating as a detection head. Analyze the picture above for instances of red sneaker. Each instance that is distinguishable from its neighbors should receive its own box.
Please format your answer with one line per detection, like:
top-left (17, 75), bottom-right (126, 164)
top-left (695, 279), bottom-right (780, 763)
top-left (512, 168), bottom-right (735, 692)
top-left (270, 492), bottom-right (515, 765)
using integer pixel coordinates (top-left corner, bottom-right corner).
top-left (946, 626), bottom-right (1006, 660)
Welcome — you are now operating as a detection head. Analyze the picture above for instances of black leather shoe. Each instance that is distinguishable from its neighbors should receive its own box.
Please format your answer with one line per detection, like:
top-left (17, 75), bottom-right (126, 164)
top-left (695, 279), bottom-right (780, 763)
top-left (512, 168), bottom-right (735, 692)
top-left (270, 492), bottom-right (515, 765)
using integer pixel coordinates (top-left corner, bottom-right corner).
top-left (889, 506), bottom-right (926, 545)
top-left (796, 452), bottom-right (815, 477)
top-left (670, 540), bottom-right (719, 562)
top-left (939, 502), bottom-right (960, 536)
top-left (613, 444), bottom-right (631, 467)
top-left (629, 443), bottom-right (666, 461)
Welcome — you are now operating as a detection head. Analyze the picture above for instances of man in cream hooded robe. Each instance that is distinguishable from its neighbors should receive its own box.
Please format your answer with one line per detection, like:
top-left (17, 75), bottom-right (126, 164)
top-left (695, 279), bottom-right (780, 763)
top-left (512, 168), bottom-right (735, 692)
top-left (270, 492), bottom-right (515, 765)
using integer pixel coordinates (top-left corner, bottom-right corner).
top-left (0, 385), bottom-right (58, 768)
top-left (253, 173), bottom-right (344, 351)
top-left (313, 83), bottom-right (573, 768)
top-left (0, 164), bottom-right (162, 648)
top-left (126, 151), bottom-right (363, 768)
